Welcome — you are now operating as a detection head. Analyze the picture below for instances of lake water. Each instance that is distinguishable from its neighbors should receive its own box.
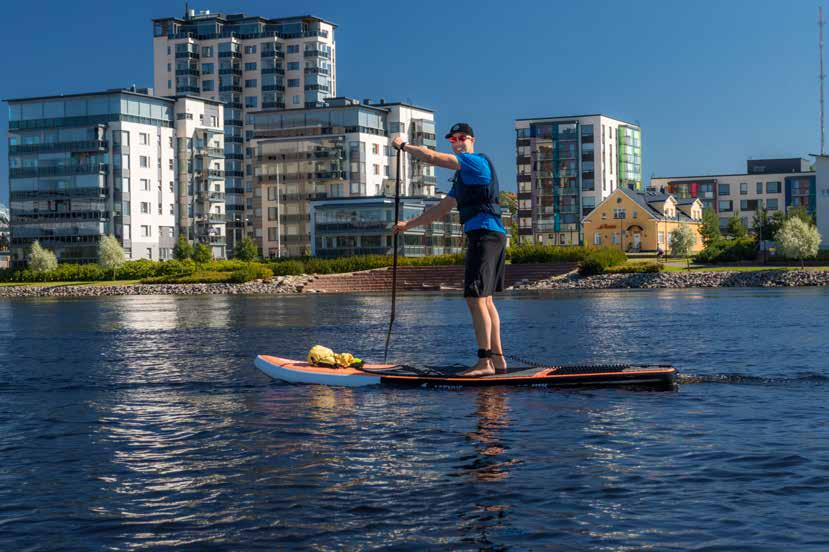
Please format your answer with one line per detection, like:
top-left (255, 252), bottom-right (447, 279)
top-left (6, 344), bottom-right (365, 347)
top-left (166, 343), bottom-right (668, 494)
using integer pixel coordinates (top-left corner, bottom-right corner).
top-left (1, 288), bottom-right (828, 550)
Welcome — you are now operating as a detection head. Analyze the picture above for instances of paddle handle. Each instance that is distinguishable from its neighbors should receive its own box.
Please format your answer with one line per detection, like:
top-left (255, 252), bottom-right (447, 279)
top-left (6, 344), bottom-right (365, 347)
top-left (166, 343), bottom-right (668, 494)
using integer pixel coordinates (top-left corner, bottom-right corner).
top-left (384, 148), bottom-right (402, 362)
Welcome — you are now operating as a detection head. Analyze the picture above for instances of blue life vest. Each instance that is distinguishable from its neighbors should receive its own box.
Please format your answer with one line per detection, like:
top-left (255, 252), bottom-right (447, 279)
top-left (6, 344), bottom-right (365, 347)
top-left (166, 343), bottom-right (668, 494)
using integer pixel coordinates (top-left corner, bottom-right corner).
top-left (452, 153), bottom-right (502, 225)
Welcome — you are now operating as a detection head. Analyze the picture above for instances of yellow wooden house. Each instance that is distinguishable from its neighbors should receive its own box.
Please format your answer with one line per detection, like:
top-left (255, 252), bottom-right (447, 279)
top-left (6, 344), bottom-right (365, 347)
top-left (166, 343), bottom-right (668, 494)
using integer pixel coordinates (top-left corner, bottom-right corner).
top-left (582, 187), bottom-right (704, 253)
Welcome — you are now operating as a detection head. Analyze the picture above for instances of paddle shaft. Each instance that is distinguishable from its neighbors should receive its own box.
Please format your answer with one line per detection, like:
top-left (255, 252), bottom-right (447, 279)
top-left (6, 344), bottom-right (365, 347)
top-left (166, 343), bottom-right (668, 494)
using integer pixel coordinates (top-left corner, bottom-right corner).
top-left (383, 148), bottom-right (402, 362)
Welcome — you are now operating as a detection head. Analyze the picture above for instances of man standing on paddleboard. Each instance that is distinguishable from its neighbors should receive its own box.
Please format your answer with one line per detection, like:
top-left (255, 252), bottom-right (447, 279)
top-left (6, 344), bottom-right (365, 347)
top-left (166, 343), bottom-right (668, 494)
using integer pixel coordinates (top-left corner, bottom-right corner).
top-left (391, 123), bottom-right (507, 377)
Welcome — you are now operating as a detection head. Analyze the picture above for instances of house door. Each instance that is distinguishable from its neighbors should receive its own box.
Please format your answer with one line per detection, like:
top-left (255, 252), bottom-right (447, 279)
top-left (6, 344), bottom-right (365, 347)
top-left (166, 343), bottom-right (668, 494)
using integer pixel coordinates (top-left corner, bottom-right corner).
top-left (633, 233), bottom-right (641, 250)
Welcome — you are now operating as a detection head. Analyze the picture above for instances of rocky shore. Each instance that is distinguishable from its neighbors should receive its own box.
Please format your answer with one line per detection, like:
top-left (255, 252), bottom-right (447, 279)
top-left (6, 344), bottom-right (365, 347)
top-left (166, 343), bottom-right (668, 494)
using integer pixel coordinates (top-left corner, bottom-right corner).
top-left (3, 270), bottom-right (829, 298)
top-left (0, 275), bottom-right (315, 299)
top-left (515, 269), bottom-right (829, 290)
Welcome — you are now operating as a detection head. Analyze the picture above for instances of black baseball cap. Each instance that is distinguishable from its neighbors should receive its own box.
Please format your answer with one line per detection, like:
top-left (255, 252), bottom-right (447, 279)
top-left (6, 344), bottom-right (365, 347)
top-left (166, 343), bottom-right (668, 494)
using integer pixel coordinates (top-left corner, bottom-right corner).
top-left (445, 122), bottom-right (474, 139)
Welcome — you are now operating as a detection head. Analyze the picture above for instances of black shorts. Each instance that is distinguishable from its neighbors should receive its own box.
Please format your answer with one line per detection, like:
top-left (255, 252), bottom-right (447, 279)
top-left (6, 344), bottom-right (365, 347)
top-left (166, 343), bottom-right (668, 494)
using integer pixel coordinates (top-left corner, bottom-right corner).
top-left (464, 230), bottom-right (507, 298)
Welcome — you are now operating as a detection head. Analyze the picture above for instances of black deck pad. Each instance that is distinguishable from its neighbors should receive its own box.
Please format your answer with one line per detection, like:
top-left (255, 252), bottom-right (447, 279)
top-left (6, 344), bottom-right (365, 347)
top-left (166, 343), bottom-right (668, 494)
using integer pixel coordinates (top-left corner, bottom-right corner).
top-left (360, 363), bottom-right (643, 379)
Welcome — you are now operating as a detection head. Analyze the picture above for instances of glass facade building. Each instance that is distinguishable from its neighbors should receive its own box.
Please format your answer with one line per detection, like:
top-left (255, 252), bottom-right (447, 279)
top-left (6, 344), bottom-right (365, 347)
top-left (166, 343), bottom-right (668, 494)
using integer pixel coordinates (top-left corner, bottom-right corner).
top-left (311, 197), bottom-right (463, 258)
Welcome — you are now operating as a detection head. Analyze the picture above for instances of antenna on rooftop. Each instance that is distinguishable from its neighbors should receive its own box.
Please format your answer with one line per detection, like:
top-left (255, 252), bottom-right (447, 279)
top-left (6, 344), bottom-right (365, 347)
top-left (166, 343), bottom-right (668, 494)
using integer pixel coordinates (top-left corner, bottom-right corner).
top-left (185, 1), bottom-right (190, 19)
top-left (817, 6), bottom-right (826, 155)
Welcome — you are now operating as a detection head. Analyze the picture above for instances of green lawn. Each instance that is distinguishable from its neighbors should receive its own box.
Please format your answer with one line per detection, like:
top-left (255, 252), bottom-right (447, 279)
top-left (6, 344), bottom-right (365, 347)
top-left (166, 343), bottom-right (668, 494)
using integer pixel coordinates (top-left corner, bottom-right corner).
top-left (0, 279), bottom-right (142, 288)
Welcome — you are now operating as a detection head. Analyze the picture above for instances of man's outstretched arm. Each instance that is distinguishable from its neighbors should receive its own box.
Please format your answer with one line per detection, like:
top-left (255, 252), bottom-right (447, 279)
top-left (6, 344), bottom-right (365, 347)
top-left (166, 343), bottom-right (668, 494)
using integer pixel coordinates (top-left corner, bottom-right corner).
top-left (392, 136), bottom-right (460, 170)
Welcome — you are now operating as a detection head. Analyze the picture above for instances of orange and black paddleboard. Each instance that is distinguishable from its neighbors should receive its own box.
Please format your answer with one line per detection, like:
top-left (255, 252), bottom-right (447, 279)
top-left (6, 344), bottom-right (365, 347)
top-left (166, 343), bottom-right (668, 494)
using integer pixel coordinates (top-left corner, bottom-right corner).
top-left (255, 355), bottom-right (677, 391)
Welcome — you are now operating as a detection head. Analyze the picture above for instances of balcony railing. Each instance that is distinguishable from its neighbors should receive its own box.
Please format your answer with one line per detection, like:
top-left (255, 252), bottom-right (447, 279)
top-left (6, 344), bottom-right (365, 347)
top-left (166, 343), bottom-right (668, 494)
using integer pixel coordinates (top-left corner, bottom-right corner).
top-left (176, 68), bottom-right (201, 76)
top-left (195, 147), bottom-right (225, 158)
top-left (10, 163), bottom-right (107, 178)
top-left (177, 86), bottom-right (200, 94)
top-left (175, 51), bottom-right (200, 59)
top-left (9, 140), bottom-right (107, 154)
top-left (261, 67), bottom-right (285, 75)
top-left (218, 51), bottom-right (241, 58)
top-left (304, 50), bottom-right (331, 58)
top-left (219, 85), bottom-right (243, 93)
top-left (261, 50), bottom-right (284, 59)
top-left (219, 67), bottom-right (243, 76)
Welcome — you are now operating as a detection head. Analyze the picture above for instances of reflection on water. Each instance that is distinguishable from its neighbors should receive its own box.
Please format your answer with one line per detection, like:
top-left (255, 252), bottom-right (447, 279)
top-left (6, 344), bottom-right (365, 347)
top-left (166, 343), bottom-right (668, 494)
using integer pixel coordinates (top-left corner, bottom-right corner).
top-left (1, 288), bottom-right (829, 549)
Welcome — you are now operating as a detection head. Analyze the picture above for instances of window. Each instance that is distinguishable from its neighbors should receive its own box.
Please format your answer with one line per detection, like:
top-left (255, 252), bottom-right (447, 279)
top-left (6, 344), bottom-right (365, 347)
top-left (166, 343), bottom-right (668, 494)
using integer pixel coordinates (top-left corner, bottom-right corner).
top-left (373, 164), bottom-right (380, 175)
top-left (140, 202), bottom-right (150, 214)
top-left (612, 233), bottom-right (620, 244)
top-left (593, 232), bottom-right (601, 245)
top-left (632, 210), bottom-right (638, 218)
top-left (287, 61), bottom-right (300, 71)
top-left (114, 130), bottom-right (129, 146)
top-left (202, 46), bottom-right (213, 57)
top-left (601, 212), bottom-right (608, 220)
top-left (766, 181), bottom-right (781, 194)
top-left (292, 95), bottom-right (300, 105)
top-left (658, 231), bottom-right (665, 244)
top-left (613, 208), bottom-right (626, 219)
top-left (141, 225), bottom-right (151, 237)
top-left (268, 227), bottom-right (278, 241)
top-left (245, 96), bottom-right (258, 108)
top-left (170, 204), bottom-right (174, 215)
top-left (718, 200), bottom-right (733, 212)
top-left (268, 187), bottom-right (278, 201)
top-left (245, 79), bottom-right (257, 88)
top-left (140, 178), bottom-right (151, 191)
top-left (202, 63), bottom-right (214, 74)
top-left (740, 182), bottom-right (748, 195)
top-left (139, 156), bottom-right (149, 168)
top-left (718, 183), bottom-right (730, 195)
top-left (244, 62), bottom-right (257, 71)
top-left (287, 44), bottom-right (300, 53)
top-left (146, 248), bottom-right (153, 259)
top-left (244, 45), bottom-right (257, 54)
top-left (167, 63), bottom-right (171, 72)
top-left (167, 80), bottom-right (172, 89)
top-left (757, 182), bottom-right (763, 194)
top-left (121, 177), bottom-right (130, 192)
top-left (287, 79), bottom-right (300, 87)
top-left (268, 207), bottom-right (277, 221)
top-left (766, 198), bottom-right (779, 210)
top-left (372, 143), bottom-right (379, 154)
top-left (202, 80), bottom-right (214, 91)
top-left (169, 181), bottom-right (174, 192)
top-left (384, 165), bottom-right (390, 177)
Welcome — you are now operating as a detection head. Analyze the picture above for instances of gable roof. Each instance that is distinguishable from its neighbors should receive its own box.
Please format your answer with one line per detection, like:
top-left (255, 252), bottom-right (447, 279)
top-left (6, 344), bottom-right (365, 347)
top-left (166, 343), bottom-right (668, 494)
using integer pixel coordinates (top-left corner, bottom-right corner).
top-left (584, 186), bottom-right (701, 223)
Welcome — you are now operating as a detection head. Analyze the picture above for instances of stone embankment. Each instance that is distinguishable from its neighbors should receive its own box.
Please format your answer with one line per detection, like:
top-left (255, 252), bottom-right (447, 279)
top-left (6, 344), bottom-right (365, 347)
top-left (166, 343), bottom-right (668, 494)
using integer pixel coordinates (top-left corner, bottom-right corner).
top-left (516, 270), bottom-right (829, 290)
top-left (0, 275), bottom-right (314, 299)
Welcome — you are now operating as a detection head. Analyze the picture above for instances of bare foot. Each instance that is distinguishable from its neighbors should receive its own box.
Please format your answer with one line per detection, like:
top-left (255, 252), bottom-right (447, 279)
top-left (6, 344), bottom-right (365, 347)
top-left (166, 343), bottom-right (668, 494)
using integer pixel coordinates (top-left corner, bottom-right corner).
top-left (491, 353), bottom-right (508, 373)
top-left (460, 358), bottom-right (496, 377)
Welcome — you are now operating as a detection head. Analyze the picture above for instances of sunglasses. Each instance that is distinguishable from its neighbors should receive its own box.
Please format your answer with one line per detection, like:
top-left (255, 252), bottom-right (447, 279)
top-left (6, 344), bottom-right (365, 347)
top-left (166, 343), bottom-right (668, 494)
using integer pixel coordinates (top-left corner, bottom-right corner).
top-left (448, 135), bottom-right (471, 143)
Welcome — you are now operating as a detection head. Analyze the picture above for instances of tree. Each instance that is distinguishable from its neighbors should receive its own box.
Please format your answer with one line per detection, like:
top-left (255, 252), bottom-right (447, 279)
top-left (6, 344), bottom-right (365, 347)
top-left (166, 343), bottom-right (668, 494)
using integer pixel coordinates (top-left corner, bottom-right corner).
top-left (0, 234), bottom-right (9, 252)
top-left (700, 207), bottom-right (721, 247)
top-left (670, 225), bottom-right (697, 270)
top-left (29, 240), bottom-right (57, 281)
top-left (174, 234), bottom-right (193, 260)
top-left (785, 206), bottom-right (815, 225)
top-left (752, 207), bottom-right (782, 242)
top-left (727, 211), bottom-right (748, 238)
top-left (192, 242), bottom-right (213, 264)
top-left (776, 217), bottom-right (821, 269)
top-left (234, 236), bottom-right (259, 261)
top-left (98, 235), bottom-right (125, 280)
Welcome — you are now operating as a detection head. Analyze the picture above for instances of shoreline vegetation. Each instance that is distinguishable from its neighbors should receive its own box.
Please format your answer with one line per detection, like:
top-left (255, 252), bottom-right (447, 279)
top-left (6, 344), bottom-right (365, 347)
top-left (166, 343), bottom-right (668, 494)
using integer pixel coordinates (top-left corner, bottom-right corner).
top-left (2, 244), bottom-right (829, 298)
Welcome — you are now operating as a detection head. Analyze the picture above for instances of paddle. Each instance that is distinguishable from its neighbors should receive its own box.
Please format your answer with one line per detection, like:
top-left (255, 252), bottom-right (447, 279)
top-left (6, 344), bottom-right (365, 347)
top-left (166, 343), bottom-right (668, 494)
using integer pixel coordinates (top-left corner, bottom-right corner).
top-left (383, 147), bottom-right (402, 362)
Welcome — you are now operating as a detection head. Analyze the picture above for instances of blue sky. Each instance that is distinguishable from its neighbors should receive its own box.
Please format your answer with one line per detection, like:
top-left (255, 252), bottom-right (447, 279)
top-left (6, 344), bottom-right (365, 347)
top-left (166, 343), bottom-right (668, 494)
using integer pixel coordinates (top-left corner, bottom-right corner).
top-left (0, 0), bottom-right (823, 204)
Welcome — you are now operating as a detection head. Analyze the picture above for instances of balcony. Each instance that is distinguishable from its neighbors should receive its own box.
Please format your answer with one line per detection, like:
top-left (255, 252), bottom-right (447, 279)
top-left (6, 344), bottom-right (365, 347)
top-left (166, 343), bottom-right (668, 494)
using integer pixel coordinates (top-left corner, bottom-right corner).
top-left (208, 192), bottom-right (225, 202)
top-left (9, 140), bottom-right (107, 154)
top-left (262, 84), bottom-right (285, 92)
top-left (195, 146), bottom-right (225, 158)
top-left (219, 67), bottom-right (243, 76)
top-left (175, 51), bottom-right (199, 59)
top-left (411, 175), bottom-right (437, 187)
top-left (218, 51), bottom-right (242, 58)
top-left (262, 102), bottom-right (285, 109)
top-left (261, 67), bottom-right (285, 75)
top-left (304, 67), bottom-right (330, 75)
top-left (304, 50), bottom-right (331, 59)
top-left (176, 68), bottom-right (201, 76)
top-left (10, 163), bottom-right (107, 178)
top-left (219, 85), bottom-right (243, 93)
top-left (197, 168), bottom-right (225, 179)
top-left (177, 86), bottom-right (200, 94)
top-left (261, 50), bottom-right (284, 59)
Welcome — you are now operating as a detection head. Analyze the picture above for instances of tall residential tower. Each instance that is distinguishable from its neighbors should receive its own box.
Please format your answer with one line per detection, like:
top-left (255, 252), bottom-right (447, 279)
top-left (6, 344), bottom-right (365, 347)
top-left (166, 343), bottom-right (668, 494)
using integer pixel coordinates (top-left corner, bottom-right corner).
top-left (515, 114), bottom-right (641, 246)
top-left (152, 10), bottom-right (336, 253)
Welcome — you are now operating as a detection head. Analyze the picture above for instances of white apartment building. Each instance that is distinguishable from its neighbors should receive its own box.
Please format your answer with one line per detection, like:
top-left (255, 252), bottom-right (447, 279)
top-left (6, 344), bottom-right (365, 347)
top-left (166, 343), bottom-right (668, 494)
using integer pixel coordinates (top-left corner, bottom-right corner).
top-left (515, 114), bottom-right (641, 245)
top-left (6, 88), bottom-right (225, 265)
top-left (251, 98), bottom-right (436, 257)
top-left (651, 158), bottom-right (814, 231)
top-left (152, 9), bottom-right (336, 253)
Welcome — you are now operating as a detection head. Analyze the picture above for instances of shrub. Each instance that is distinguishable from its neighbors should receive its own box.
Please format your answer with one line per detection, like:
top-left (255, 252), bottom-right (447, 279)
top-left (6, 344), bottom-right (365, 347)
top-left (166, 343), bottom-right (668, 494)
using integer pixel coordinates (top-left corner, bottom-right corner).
top-left (234, 236), bottom-right (259, 261)
top-left (578, 247), bottom-right (628, 276)
top-left (269, 260), bottom-right (305, 276)
top-left (156, 258), bottom-right (197, 276)
top-left (605, 262), bottom-right (663, 274)
top-left (192, 243), bottom-right (213, 264)
top-left (173, 235), bottom-right (193, 260)
top-left (229, 264), bottom-right (273, 283)
top-left (694, 237), bottom-right (757, 264)
top-left (115, 259), bottom-right (163, 280)
top-left (29, 241), bottom-right (58, 280)
top-left (508, 244), bottom-right (589, 264)
top-left (98, 235), bottom-right (125, 279)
